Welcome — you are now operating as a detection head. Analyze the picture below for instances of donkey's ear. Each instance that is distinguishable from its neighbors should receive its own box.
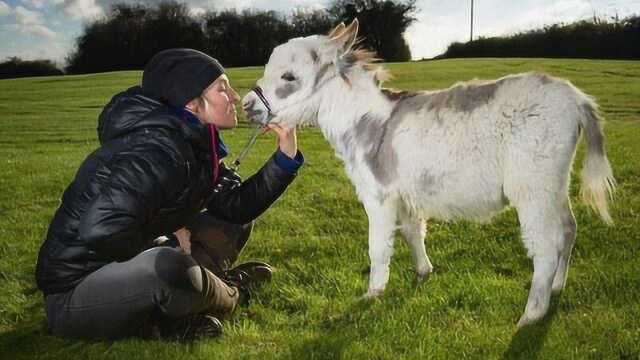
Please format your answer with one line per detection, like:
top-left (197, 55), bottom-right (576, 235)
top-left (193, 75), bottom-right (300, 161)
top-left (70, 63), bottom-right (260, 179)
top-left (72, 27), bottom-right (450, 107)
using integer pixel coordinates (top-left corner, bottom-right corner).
top-left (328, 22), bottom-right (346, 38)
top-left (330, 18), bottom-right (359, 55)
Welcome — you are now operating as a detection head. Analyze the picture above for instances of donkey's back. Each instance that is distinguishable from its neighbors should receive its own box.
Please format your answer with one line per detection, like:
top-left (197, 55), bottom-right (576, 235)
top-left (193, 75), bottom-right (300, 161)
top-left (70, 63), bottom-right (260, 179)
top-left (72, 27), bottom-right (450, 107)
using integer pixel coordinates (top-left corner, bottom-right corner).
top-left (387, 73), bottom-right (613, 224)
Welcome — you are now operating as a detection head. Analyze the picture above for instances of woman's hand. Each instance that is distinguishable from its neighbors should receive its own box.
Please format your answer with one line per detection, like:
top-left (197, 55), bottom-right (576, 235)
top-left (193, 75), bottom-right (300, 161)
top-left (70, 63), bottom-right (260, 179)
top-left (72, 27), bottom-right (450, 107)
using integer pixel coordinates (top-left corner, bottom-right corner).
top-left (265, 123), bottom-right (297, 158)
top-left (174, 227), bottom-right (191, 255)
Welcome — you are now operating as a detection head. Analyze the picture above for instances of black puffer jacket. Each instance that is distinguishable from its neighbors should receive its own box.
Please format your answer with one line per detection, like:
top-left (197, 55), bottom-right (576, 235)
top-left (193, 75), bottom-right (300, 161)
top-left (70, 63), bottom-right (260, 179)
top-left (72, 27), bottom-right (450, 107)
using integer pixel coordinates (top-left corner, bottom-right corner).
top-left (36, 86), bottom-right (298, 295)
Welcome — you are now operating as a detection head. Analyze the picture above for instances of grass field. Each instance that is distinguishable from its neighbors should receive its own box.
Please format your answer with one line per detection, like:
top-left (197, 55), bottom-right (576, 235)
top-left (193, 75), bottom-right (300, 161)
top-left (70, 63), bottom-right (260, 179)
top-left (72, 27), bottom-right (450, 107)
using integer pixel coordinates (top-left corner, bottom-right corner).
top-left (0, 58), bottom-right (638, 359)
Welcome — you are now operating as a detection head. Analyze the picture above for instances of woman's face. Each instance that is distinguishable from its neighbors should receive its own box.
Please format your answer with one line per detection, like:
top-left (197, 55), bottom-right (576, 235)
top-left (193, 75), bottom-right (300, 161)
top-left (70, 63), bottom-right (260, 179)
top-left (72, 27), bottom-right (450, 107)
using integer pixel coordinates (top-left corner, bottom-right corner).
top-left (187, 74), bottom-right (241, 129)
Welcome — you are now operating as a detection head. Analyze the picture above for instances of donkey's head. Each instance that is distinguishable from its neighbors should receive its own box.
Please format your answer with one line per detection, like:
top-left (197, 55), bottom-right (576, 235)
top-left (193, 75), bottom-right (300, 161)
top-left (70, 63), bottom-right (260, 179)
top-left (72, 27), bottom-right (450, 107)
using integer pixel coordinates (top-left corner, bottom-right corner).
top-left (242, 19), bottom-right (385, 127)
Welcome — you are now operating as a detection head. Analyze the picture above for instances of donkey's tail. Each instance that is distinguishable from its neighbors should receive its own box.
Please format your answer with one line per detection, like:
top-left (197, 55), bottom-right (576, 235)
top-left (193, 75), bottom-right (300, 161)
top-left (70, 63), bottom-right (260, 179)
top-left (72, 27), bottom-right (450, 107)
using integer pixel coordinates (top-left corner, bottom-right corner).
top-left (577, 98), bottom-right (616, 224)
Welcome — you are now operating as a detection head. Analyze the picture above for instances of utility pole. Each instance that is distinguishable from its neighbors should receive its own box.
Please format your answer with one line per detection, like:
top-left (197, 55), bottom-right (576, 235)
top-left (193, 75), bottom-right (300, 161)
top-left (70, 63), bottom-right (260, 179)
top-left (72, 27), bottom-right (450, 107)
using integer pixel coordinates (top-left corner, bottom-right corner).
top-left (470, 0), bottom-right (474, 42)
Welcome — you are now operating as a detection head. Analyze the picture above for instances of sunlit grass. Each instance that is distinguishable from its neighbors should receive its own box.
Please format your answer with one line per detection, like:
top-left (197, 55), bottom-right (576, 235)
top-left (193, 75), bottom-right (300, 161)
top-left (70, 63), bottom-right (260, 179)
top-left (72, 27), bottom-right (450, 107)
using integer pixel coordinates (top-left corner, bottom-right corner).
top-left (1, 59), bottom-right (639, 359)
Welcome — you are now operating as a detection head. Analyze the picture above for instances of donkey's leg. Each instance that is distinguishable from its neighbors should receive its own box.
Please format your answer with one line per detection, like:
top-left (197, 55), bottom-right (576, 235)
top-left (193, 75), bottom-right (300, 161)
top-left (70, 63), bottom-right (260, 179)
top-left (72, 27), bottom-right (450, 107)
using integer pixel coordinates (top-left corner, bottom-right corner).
top-left (513, 199), bottom-right (564, 328)
top-left (362, 196), bottom-right (399, 298)
top-left (398, 208), bottom-right (433, 283)
top-left (552, 201), bottom-right (577, 293)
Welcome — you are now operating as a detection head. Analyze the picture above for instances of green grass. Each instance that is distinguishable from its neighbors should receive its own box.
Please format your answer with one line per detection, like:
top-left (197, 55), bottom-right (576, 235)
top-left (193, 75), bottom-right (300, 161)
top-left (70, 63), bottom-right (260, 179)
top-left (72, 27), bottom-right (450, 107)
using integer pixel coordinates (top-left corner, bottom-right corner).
top-left (1, 58), bottom-right (639, 359)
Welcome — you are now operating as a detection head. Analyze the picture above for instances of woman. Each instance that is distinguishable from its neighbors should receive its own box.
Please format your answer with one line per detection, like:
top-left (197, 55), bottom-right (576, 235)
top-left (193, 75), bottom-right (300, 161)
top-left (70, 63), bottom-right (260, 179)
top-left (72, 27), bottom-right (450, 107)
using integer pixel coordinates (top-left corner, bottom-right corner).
top-left (35, 48), bottom-right (303, 340)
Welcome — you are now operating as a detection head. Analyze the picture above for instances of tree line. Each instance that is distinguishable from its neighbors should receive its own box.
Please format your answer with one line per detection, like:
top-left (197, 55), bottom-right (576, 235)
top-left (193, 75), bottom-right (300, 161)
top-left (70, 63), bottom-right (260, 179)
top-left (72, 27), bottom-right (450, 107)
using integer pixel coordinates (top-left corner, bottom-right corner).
top-left (0, 0), bottom-right (417, 78)
top-left (64, 0), bottom-right (417, 74)
top-left (4, 3), bottom-right (639, 79)
top-left (0, 57), bottom-right (63, 80)
top-left (441, 15), bottom-right (640, 60)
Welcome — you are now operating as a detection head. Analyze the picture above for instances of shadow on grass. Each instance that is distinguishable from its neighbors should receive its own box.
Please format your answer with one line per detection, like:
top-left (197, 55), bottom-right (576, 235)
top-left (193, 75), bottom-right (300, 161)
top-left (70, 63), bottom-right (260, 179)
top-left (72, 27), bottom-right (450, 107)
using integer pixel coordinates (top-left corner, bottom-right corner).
top-left (0, 317), bottom-right (203, 360)
top-left (502, 294), bottom-right (562, 360)
top-left (0, 293), bottom-right (195, 360)
top-left (278, 299), bottom-right (376, 359)
top-left (277, 279), bottom-right (419, 360)
top-left (0, 318), bottom-right (62, 360)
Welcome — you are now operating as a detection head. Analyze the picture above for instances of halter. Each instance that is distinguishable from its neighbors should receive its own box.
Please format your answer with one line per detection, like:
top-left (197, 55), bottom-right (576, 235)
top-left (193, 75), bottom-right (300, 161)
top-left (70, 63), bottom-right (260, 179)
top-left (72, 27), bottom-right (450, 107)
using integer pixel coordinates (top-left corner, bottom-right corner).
top-left (231, 72), bottom-right (336, 170)
top-left (229, 86), bottom-right (273, 171)
top-left (251, 86), bottom-right (273, 119)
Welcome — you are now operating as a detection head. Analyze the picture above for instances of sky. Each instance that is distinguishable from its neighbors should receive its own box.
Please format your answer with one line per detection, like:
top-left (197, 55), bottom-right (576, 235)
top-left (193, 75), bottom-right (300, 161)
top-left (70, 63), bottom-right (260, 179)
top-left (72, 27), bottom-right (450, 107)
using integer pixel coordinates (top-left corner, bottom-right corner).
top-left (1, 0), bottom-right (639, 64)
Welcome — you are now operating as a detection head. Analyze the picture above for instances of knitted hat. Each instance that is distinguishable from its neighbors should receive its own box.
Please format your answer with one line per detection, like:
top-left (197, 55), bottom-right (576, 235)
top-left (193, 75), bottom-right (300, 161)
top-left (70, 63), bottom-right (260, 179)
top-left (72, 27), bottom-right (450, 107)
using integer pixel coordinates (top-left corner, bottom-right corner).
top-left (142, 48), bottom-right (225, 107)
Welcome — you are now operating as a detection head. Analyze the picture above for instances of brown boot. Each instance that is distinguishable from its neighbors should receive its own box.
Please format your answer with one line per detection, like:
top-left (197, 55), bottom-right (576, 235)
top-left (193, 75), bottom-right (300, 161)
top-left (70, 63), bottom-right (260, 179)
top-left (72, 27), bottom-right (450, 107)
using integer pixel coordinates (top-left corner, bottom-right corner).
top-left (225, 261), bottom-right (273, 283)
top-left (217, 262), bottom-right (273, 305)
top-left (197, 266), bottom-right (240, 318)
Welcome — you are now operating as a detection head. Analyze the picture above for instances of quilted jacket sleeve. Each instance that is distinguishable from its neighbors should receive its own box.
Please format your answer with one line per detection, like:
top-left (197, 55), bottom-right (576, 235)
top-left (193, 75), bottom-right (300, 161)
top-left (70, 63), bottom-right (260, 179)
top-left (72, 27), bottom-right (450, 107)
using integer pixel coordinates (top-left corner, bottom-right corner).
top-left (206, 151), bottom-right (300, 224)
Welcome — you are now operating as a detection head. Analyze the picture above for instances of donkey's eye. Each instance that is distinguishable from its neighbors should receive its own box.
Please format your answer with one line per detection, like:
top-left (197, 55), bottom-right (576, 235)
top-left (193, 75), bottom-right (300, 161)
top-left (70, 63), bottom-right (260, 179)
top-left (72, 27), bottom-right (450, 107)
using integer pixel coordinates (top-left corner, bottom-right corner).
top-left (281, 72), bottom-right (296, 82)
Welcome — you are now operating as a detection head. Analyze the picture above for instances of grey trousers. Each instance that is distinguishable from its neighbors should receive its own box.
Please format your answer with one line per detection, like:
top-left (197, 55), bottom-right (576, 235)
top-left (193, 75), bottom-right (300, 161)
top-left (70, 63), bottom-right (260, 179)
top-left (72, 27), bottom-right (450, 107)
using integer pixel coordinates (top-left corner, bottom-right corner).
top-left (44, 213), bottom-right (253, 340)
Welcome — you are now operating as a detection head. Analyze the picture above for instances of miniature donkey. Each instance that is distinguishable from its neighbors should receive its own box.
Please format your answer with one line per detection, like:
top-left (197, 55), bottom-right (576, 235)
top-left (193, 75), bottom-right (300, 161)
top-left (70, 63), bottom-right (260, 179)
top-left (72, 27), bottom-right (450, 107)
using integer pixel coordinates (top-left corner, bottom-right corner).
top-left (242, 20), bottom-right (616, 327)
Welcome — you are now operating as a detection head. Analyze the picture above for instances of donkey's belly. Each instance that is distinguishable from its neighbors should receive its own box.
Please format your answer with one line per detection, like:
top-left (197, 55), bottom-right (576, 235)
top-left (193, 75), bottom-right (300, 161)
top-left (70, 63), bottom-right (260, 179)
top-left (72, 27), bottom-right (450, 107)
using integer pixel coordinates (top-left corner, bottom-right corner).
top-left (402, 173), bottom-right (508, 221)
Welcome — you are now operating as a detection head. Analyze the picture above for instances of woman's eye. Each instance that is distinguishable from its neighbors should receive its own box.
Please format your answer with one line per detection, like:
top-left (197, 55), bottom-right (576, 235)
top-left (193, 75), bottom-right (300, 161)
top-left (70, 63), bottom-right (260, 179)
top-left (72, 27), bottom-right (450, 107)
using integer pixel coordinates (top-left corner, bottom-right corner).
top-left (281, 72), bottom-right (296, 82)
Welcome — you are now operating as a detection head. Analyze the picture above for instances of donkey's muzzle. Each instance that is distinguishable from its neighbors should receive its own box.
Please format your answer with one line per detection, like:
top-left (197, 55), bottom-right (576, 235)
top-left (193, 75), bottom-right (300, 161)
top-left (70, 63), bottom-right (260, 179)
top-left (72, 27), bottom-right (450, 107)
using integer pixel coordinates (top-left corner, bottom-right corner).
top-left (241, 87), bottom-right (271, 125)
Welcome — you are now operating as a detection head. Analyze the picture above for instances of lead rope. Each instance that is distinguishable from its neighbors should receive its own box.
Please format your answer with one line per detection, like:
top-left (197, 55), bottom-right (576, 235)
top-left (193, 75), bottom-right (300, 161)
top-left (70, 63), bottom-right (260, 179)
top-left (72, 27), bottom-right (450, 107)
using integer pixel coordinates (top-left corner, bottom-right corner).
top-left (230, 124), bottom-right (262, 171)
top-left (231, 70), bottom-right (337, 171)
top-left (229, 86), bottom-right (274, 171)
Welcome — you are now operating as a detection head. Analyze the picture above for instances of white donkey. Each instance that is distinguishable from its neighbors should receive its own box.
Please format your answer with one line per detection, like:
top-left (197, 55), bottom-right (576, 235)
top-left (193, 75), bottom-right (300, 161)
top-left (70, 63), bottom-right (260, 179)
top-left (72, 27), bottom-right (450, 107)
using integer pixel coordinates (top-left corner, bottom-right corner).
top-left (242, 20), bottom-right (616, 327)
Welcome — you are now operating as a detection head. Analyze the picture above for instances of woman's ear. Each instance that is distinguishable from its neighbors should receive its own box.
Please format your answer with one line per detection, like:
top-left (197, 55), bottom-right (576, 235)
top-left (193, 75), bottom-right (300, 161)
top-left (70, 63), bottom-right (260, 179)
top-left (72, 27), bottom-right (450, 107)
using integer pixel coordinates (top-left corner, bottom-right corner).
top-left (185, 97), bottom-right (199, 113)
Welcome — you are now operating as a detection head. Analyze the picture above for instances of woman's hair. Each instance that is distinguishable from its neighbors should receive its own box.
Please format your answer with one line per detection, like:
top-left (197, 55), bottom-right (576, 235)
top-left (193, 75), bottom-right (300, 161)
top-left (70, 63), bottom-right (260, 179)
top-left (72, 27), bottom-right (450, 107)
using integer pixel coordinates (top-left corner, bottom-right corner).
top-left (192, 79), bottom-right (219, 111)
top-left (194, 93), bottom-right (208, 113)
top-left (194, 95), bottom-right (206, 108)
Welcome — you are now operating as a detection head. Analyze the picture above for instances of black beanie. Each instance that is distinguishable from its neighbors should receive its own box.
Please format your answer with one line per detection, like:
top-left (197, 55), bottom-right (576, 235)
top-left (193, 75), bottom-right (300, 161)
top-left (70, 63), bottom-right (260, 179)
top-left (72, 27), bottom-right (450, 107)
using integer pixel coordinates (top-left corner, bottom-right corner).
top-left (142, 48), bottom-right (225, 107)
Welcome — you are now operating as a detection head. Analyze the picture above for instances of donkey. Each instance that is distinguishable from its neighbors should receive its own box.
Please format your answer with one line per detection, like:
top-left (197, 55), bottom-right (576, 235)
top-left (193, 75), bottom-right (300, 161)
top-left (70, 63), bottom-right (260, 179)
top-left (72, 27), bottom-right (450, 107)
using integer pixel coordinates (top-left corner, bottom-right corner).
top-left (242, 20), bottom-right (616, 327)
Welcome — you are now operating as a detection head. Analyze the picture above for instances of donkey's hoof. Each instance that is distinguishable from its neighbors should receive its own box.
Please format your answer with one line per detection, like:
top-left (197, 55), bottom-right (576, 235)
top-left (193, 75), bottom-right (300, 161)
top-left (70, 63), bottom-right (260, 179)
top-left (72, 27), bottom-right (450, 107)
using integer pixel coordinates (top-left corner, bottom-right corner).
top-left (361, 289), bottom-right (383, 300)
top-left (516, 313), bottom-right (542, 328)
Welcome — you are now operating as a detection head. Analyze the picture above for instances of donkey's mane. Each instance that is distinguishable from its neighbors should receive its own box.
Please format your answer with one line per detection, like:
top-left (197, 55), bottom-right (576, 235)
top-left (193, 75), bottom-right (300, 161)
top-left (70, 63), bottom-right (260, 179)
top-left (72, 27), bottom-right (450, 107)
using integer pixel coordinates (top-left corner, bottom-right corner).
top-left (348, 48), bottom-right (379, 69)
top-left (344, 47), bottom-right (391, 85)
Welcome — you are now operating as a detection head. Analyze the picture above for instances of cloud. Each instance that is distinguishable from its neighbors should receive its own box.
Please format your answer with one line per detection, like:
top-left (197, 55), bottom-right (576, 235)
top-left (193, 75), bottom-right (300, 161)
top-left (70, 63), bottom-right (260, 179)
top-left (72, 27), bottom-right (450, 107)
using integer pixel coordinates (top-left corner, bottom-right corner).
top-left (189, 6), bottom-right (206, 16)
top-left (0, 36), bottom-right (70, 62)
top-left (4, 23), bottom-right (57, 39)
top-left (475, 0), bottom-right (593, 37)
top-left (57, 0), bottom-right (103, 20)
top-left (406, 12), bottom-right (469, 60)
top-left (27, 24), bottom-right (57, 38)
top-left (20, 0), bottom-right (47, 9)
top-left (15, 5), bottom-right (42, 24)
top-left (185, 0), bottom-right (324, 13)
top-left (0, 1), bottom-right (10, 16)
top-left (2, 5), bottom-right (57, 39)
